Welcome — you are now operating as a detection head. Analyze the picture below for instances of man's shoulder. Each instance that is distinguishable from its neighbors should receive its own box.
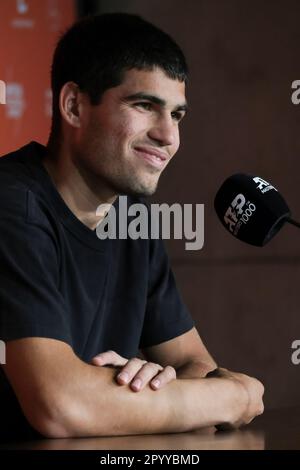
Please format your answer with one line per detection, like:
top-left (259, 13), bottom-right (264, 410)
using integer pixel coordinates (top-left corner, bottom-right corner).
top-left (0, 141), bottom-right (42, 187)
top-left (0, 141), bottom-right (43, 172)
top-left (0, 142), bottom-right (53, 226)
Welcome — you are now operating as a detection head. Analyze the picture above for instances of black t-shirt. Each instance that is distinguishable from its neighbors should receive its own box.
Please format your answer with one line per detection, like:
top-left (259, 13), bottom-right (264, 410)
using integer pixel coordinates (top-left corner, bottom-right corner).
top-left (0, 141), bottom-right (194, 439)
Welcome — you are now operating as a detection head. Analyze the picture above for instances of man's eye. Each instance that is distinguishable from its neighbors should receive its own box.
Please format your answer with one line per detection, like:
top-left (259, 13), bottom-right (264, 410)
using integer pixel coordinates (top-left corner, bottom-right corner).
top-left (171, 112), bottom-right (184, 122)
top-left (135, 102), bottom-right (153, 111)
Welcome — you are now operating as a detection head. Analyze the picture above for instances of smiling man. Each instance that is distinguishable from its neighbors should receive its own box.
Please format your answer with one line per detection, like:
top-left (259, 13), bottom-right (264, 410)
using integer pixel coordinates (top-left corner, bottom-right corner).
top-left (73, 68), bottom-right (187, 197)
top-left (0, 13), bottom-right (264, 439)
top-left (45, 67), bottom-right (185, 220)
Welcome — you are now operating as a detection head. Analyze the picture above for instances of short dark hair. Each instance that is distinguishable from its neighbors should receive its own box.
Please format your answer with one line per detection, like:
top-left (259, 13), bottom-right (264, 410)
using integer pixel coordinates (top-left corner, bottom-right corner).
top-left (50, 13), bottom-right (188, 134)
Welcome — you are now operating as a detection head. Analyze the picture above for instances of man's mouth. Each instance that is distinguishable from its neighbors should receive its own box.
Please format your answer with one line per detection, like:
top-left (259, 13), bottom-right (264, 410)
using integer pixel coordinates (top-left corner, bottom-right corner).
top-left (133, 146), bottom-right (169, 170)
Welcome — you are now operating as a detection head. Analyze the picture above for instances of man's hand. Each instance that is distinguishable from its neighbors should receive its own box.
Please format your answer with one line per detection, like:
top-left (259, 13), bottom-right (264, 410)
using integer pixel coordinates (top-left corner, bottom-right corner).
top-left (91, 350), bottom-right (176, 392)
top-left (207, 367), bottom-right (264, 430)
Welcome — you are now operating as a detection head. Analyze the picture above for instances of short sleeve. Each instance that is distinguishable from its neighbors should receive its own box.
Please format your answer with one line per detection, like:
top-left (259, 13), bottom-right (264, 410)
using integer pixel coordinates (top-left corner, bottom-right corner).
top-left (139, 238), bottom-right (194, 349)
top-left (0, 188), bottom-right (71, 344)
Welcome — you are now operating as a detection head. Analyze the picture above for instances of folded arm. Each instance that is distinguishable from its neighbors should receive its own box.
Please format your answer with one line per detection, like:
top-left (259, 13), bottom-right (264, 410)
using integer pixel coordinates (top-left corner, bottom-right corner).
top-left (3, 336), bottom-right (264, 438)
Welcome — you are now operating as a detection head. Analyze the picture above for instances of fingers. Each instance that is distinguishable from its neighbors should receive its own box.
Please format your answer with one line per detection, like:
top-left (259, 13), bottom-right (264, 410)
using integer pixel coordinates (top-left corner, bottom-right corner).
top-left (91, 351), bottom-right (177, 392)
top-left (117, 358), bottom-right (176, 392)
top-left (91, 350), bottom-right (128, 367)
top-left (116, 358), bottom-right (148, 389)
top-left (149, 365), bottom-right (176, 391)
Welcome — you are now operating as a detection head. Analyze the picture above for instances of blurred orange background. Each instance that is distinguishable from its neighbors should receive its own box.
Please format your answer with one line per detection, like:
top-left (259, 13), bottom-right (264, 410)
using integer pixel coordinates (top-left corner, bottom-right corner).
top-left (0, 0), bottom-right (75, 155)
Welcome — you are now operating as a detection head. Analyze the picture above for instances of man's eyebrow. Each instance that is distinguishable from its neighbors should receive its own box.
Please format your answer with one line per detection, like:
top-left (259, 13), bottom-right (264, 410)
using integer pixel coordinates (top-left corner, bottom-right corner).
top-left (123, 92), bottom-right (188, 113)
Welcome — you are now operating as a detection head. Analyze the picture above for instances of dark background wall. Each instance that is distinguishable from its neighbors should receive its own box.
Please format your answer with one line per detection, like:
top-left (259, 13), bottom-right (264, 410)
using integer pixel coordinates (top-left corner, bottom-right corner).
top-left (83, 0), bottom-right (300, 410)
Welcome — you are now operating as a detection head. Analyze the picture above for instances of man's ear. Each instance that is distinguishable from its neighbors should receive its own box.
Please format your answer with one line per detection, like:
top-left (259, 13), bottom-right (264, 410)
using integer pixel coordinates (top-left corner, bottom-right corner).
top-left (59, 82), bottom-right (84, 128)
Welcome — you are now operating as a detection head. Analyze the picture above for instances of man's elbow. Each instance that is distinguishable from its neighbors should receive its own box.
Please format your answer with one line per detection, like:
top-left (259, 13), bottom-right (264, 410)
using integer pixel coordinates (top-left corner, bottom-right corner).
top-left (31, 414), bottom-right (71, 439)
top-left (24, 388), bottom-right (114, 438)
top-left (23, 392), bottom-right (80, 438)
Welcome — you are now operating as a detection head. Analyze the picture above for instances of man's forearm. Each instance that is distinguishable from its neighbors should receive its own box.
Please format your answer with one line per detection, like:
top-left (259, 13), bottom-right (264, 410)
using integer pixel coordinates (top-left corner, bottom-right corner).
top-left (42, 361), bottom-right (245, 438)
top-left (176, 358), bottom-right (217, 379)
top-left (5, 340), bottom-right (263, 440)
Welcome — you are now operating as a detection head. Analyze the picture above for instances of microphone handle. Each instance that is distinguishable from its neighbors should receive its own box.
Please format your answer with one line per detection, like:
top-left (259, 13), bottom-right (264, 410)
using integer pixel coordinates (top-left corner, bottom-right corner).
top-left (287, 217), bottom-right (300, 229)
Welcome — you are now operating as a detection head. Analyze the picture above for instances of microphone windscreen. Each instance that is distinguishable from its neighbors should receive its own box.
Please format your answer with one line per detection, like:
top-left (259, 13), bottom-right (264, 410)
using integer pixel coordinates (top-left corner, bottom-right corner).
top-left (214, 174), bottom-right (291, 246)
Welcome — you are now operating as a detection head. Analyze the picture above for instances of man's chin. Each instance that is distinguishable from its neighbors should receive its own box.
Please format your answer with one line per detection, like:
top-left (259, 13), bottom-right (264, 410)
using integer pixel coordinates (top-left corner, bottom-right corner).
top-left (125, 184), bottom-right (157, 198)
top-left (108, 173), bottom-right (159, 198)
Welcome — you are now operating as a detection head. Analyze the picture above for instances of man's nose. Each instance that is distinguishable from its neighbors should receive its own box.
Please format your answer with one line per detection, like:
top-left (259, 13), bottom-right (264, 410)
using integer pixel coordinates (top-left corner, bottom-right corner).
top-left (148, 115), bottom-right (176, 147)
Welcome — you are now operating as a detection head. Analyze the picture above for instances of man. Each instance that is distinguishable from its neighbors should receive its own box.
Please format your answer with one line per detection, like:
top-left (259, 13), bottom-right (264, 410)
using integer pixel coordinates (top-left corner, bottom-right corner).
top-left (0, 13), bottom-right (264, 439)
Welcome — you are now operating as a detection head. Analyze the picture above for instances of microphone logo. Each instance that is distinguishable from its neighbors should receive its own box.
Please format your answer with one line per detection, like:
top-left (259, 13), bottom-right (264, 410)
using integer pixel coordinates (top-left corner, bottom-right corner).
top-left (253, 176), bottom-right (277, 194)
top-left (224, 193), bottom-right (256, 235)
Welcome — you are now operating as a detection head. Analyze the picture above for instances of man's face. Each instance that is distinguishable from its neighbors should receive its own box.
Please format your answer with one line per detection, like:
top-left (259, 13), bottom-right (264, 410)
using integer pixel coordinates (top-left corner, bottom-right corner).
top-left (76, 67), bottom-right (187, 197)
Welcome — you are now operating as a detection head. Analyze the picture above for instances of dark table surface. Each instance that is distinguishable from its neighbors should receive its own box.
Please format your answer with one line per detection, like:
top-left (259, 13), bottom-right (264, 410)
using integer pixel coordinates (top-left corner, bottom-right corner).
top-left (1, 406), bottom-right (300, 450)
